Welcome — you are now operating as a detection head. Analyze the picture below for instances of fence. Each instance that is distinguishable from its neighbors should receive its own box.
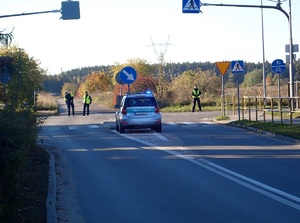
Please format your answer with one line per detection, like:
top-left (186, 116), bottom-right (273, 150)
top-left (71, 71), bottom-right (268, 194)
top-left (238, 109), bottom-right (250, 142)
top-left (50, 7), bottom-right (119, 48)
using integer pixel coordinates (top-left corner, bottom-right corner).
top-left (223, 94), bottom-right (300, 125)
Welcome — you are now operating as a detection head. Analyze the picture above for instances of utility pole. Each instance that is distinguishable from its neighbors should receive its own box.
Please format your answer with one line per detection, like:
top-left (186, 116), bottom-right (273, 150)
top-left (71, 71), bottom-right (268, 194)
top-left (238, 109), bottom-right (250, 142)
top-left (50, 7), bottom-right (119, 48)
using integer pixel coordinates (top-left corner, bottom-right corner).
top-left (261, 0), bottom-right (266, 100)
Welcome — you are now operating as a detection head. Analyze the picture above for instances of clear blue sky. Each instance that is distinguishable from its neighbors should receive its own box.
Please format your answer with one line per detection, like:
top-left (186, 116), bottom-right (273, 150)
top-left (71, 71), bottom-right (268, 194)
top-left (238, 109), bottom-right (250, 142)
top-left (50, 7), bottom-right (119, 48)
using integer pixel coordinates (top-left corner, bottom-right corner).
top-left (1, 0), bottom-right (299, 75)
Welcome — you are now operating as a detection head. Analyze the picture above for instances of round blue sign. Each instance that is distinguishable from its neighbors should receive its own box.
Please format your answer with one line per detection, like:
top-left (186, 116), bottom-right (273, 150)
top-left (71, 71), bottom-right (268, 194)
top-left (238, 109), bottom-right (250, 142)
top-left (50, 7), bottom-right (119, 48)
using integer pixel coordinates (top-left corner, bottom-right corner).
top-left (120, 66), bottom-right (137, 84)
top-left (271, 59), bottom-right (286, 74)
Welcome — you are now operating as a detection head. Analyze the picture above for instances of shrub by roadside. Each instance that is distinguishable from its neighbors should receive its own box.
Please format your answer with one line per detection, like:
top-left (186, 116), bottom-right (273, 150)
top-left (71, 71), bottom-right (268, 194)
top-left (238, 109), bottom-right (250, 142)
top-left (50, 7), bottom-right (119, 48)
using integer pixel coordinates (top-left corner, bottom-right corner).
top-left (17, 146), bottom-right (49, 222)
top-left (0, 92), bottom-right (54, 222)
top-left (0, 108), bottom-right (46, 222)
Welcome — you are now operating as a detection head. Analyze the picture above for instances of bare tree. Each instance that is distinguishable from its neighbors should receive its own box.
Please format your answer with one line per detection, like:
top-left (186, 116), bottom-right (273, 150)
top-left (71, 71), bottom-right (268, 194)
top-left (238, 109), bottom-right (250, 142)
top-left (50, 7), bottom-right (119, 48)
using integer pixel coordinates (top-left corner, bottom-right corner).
top-left (0, 28), bottom-right (13, 46)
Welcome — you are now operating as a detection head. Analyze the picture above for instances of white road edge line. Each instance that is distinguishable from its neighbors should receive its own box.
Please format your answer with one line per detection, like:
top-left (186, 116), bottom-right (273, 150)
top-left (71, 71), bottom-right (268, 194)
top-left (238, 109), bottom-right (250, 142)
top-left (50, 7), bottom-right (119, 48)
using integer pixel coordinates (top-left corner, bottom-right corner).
top-left (207, 161), bottom-right (300, 204)
top-left (164, 149), bottom-right (300, 211)
top-left (112, 130), bottom-right (300, 211)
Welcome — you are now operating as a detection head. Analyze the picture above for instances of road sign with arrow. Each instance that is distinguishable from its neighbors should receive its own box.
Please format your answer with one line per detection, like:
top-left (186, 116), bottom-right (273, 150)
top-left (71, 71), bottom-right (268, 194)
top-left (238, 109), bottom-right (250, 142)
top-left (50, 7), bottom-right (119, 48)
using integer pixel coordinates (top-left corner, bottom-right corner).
top-left (120, 66), bottom-right (137, 84)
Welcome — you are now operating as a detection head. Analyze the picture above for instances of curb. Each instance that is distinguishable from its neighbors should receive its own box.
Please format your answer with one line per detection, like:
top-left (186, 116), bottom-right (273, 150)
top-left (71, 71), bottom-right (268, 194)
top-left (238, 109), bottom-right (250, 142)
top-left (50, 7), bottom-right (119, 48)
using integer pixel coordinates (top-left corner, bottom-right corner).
top-left (229, 123), bottom-right (300, 145)
top-left (44, 149), bottom-right (58, 223)
top-left (211, 118), bottom-right (300, 145)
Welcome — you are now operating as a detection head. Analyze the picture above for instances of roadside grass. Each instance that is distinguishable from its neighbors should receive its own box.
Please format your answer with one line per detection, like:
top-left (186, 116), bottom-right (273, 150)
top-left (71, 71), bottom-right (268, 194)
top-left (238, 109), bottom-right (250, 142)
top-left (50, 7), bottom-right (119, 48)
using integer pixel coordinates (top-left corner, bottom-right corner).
top-left (215, 116), bottom-right (230, 121)
top-left (231, 119), bottom-right (300, 140)
top-left (93, 91), bottom-right (114, 107)
top-left (36, 92), bottom-right (58, 116)
top-left (161, 104), bottom-right (221, 112)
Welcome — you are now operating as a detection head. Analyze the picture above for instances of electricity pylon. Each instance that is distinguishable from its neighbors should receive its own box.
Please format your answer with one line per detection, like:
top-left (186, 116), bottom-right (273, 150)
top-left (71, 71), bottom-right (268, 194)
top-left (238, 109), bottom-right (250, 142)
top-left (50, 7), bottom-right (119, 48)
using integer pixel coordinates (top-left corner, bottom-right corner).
top-left (149, 35), bottom-right (173, 98)
top-left (150, 35), bottom-right (172, 67)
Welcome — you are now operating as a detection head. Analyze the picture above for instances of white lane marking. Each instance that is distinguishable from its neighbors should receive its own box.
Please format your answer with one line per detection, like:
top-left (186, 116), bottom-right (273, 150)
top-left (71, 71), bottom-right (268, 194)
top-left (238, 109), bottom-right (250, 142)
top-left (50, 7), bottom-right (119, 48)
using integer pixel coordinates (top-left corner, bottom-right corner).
top-left (112, 130), bottom-right (169, 146)
top-left (166, 122), bottom-right (177, 125)
top-left (207, 162), bottom-right (300, 204)
top-left (182, 122), bottom-right (198, 127)
top-left (88, 125), bottom-right (99, 128)
top-left (69, 126), bottom-right (79, 130)
top-left (182, 122), bottom-right (195, 125)
top-left (165, 122), bottom-right (215, 127)
top-left (160, 148), bottom-right (300, 211)
top-left (68, 125), bottom-right (99, 130)
top-left (112, 129), bottom-right (300, 210)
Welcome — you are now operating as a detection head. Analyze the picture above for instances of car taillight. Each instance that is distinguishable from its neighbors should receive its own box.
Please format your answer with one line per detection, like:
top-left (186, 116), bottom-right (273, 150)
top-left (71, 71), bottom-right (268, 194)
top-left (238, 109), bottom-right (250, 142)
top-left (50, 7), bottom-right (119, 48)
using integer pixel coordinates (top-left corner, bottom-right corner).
top-left (155, 106), bottom-right (160, 113)
top-left (121, 107), bottom-right (127, 114)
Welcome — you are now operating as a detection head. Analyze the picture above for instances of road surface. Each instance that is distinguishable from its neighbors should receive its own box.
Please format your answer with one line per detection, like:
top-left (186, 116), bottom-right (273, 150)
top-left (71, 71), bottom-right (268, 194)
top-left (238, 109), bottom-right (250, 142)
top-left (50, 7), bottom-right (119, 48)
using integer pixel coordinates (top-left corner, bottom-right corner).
top-left (38, 99), bottom-right (300, 223)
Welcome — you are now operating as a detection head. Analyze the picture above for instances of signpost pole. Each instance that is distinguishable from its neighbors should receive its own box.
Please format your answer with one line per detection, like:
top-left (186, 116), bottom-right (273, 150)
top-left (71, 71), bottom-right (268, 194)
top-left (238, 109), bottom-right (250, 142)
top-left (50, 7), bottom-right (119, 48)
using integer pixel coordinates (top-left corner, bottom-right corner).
top-left (237, 74), bottom-right (240, 121)
top-left (222, 75), bottom-right (225, 116)
top-left (288, 0), bottom-right (294, 110)
top-left (261, 0), bottom-right (267, 105)
top-left (278, 73), bottom-right (281, 98)
top-left (215, 61), bottom-right (230, 117)
top-left (231, 60), bottom-right (244, 121)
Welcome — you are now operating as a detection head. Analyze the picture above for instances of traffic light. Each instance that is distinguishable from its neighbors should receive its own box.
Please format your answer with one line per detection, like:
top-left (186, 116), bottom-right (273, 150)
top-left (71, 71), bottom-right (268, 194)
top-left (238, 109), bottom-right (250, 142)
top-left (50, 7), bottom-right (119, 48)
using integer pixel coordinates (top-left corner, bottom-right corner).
top-left (61, 1), bottom-right (80, 20)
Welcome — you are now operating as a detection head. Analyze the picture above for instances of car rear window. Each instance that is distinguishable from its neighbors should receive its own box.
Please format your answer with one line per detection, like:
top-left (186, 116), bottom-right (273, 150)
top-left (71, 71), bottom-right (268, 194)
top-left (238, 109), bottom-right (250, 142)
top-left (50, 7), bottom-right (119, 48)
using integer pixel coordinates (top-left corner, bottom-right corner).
top-left (125, 97), bottom-right (157, 107)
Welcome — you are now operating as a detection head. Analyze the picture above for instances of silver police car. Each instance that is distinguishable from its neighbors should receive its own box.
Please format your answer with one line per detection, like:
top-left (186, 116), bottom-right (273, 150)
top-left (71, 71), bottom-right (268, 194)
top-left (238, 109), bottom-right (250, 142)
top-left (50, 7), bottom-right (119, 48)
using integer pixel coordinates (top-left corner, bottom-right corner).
top-left (114, 92), bottom-right (162, 133)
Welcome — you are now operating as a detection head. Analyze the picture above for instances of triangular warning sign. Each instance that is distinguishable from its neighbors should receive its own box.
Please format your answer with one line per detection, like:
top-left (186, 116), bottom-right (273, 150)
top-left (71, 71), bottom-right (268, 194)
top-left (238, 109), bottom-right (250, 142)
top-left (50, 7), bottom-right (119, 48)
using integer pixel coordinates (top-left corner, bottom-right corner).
top-left (216, 62), bottom-right (230, 75)
top-left (183, 0), bottom-right (200, 12)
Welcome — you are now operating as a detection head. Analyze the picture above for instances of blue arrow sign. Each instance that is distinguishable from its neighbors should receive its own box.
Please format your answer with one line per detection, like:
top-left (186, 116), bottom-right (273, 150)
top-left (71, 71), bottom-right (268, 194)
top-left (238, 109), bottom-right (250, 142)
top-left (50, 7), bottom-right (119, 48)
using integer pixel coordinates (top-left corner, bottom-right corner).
top-left (120, 66), bottom-right (137, 84)
top-left (231, 60), bottom-right (244, 73)
top-left (271, 59), bottom-right (286, 74)
top-left (182, 0), bottom-right (201, 13)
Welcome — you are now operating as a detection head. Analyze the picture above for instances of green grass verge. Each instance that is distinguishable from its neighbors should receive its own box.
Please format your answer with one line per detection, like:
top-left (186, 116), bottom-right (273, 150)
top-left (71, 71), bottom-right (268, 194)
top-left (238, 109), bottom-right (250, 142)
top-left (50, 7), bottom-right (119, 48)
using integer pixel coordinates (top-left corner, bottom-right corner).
top-left (231, 120), bottom-right (300, 140)
top-left (161, 105), bottom-right (222, 112)
top-left (215, 116), bottom-right (230, 121)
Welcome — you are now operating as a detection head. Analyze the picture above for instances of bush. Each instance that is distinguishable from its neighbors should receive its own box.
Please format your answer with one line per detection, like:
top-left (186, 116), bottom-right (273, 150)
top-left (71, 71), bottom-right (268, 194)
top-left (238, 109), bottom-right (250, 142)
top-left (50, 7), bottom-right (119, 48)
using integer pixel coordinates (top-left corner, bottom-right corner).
top-left (0, 109), bottom-right (41, 222)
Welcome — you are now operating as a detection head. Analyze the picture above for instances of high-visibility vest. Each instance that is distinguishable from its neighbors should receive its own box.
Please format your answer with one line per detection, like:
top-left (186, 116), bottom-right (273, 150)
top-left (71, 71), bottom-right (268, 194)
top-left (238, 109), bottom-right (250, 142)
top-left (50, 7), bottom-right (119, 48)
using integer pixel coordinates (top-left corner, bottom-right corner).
top-left (192, 89), bottom-right (201, 98)
top-left (83, 94), bottom-right (92, 104)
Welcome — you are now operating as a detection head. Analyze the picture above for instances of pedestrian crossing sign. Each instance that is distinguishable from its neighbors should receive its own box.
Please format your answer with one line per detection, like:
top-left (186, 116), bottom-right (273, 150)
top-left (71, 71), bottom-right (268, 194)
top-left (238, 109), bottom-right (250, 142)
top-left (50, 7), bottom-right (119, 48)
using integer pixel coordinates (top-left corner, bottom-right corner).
top-left (231, 60), bottom-right (244, 73)
top-left (182, 0), bottom-right (201, 13)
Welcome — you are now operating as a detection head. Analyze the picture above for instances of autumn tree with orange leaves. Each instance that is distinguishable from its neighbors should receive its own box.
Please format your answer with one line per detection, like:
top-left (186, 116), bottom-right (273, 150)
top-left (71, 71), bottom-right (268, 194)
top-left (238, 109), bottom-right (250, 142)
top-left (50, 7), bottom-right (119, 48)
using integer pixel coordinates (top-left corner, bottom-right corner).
top-left (78, 71), bottom-right (112, 97)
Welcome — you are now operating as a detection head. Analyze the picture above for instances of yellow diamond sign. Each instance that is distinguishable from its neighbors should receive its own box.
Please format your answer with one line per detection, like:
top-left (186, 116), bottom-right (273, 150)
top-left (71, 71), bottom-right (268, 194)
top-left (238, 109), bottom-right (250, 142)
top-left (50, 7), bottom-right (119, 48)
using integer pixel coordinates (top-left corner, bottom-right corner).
top-left (215, 62), bottom-right (230, 76)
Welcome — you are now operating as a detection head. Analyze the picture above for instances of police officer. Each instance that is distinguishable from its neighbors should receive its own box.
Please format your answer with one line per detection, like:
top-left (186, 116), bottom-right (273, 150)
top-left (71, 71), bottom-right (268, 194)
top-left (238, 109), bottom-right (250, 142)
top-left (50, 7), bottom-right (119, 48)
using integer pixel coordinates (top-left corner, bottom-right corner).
top-left (64, 91), bottom-right (75, 116)
top-left (192, 84), bottom-right (202, 112)
top-left (83, 91), bottom-right (92, 116)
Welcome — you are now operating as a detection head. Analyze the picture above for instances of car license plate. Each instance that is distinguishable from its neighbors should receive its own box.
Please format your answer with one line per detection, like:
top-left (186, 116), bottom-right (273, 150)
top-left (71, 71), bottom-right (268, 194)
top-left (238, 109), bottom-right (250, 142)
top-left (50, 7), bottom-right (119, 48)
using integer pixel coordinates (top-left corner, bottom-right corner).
top-left (135, 112), bottom-right (147, 116)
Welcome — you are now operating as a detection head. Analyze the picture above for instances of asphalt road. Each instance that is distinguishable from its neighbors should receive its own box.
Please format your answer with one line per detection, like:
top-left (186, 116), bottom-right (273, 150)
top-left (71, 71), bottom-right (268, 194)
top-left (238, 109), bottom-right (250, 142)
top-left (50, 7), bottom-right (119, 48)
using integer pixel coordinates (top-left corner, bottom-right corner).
top-left (39, 99), bottom-right (300, 223)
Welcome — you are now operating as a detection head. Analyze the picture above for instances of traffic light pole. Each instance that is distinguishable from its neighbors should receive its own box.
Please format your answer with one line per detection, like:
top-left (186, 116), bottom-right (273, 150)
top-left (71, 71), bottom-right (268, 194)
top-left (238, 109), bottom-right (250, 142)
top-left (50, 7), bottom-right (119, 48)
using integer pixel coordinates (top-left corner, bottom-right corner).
top-left (0, 1), bottom-right (80, 20)
top-left (201, 3), bottom-right (288, 18)
top-left (201, 1), bottom-right (295, 109)
top-left (0, 10), bottom-right (61, 19)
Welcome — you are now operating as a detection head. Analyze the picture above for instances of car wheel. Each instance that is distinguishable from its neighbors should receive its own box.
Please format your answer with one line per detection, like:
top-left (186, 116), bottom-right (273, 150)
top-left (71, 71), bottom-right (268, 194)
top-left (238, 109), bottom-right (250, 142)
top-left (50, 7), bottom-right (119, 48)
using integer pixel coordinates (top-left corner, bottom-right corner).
top-left (155, 125), bottom-right (162, 132)
top-left (119, 125), bottom-right (125, 133)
